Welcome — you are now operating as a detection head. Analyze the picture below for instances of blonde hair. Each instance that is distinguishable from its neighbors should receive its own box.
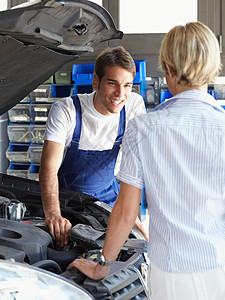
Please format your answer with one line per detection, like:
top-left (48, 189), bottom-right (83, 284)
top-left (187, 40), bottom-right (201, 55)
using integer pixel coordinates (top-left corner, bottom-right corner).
top-left (159, 22), bottom-right (221, 86)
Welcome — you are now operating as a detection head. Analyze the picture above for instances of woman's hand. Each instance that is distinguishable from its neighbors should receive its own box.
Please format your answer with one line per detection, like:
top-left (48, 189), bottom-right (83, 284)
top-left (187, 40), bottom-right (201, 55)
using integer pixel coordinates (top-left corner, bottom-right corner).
top-left (67, 258), bottom-right (110, 280)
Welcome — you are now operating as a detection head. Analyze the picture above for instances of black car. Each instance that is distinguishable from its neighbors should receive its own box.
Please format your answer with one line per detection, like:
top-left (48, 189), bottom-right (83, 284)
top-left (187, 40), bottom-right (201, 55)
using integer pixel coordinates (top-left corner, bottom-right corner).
top-left (0, 1), bottom-right (148, 299)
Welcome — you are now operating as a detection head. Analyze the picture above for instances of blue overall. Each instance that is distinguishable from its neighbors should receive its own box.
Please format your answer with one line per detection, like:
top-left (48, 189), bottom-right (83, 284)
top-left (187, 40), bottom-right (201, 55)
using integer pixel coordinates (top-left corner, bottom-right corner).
top-left (58, 95), bottom-right (126, 207)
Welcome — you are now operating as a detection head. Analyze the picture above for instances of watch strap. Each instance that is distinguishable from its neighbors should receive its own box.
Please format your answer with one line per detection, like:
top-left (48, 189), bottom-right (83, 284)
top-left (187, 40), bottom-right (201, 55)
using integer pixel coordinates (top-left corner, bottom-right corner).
top-left (98, 250), bottom-right (114, 266)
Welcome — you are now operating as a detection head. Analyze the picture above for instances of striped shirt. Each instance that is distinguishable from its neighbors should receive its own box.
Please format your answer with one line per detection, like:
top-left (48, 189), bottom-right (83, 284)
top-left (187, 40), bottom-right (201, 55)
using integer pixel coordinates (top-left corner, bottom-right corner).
top-left (117, 89), bottom-right (225, 272)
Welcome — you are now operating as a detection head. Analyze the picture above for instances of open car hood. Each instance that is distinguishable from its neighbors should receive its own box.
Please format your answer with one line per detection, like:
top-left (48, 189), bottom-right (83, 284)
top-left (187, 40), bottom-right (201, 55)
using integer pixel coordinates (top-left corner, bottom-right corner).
top-left (0, 0), bottom-right (123, 115)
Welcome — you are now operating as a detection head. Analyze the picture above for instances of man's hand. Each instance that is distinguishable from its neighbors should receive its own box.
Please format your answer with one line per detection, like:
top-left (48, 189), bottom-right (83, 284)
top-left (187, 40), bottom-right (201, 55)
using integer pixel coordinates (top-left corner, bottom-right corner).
top-left (67, 258), bottom-right (110, 280)
top-left (45, 214), bottom-right (72, 247)
top-left (39, 141), bottom-right (71, 247)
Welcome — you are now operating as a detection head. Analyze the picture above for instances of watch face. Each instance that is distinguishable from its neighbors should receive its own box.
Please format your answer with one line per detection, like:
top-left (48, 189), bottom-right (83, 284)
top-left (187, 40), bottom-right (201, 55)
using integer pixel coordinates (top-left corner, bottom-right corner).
top-left (100, 253), bottom-right (105, 262)
top-left (99, 253), bottom-right (114, 266)
top-left (99, 260), bottom-right (111, 267)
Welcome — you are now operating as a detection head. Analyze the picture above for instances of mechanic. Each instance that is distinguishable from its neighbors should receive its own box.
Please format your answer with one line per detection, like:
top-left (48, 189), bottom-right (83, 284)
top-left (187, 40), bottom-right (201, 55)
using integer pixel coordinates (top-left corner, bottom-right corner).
top-left (68, 22), bottom-right (225, 299)
top-left (39, 46), bottom-right (147, 247)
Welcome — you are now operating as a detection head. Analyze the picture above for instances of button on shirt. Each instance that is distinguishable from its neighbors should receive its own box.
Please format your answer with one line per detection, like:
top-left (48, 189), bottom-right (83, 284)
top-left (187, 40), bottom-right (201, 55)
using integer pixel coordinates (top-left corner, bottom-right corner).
top-left (117, 89), bottom-right (225, 273)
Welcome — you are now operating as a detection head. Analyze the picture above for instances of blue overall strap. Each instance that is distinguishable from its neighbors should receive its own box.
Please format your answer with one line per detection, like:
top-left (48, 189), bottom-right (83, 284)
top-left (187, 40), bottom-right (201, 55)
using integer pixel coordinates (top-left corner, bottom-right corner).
top-left (115, 106), bottom-right (126, 146)
top-left (71, 95), bottom-right (82, 149)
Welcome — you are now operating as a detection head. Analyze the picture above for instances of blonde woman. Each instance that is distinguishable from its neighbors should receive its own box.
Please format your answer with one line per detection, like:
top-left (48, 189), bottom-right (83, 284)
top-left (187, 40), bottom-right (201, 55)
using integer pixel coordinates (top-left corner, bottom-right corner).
top-left (68, 22), bottom-right (225, 300)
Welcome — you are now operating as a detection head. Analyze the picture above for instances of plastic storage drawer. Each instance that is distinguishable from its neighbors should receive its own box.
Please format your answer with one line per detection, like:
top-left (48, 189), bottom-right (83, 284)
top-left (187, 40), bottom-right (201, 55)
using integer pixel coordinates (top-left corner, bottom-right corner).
top-left (29, 124), bottom-right (46, 144)
top-left (28, 144), bottom-right (43, 163)
top-left (8, 104), bottom-right (31, 123)
top-left (132, 84), bottom-right (141, 95)
top-left (30, 104), bottom-right (51, 122)
top-left (54, 71), bottom-right (71, 84)
top-left (20, 94), bottom-right (32, 103)
top-left (32, 85), bottom-right (52, 102)
top-left (6, 143), bottom-right (30, 162)
top-left (213, 84), bottom-right (225, 100)
top-left (7, 124), bottom-right (30, 143)
top-left (160, 90), bottom-right (173, 103)
top-left (43, 75), bottom-right (54, 84)
top-left (28, 163), bottom-right (40, 181)
top-left (133, 60), bottom-right (147, 84)
top-left (7, 162), bottom-right (30, 179)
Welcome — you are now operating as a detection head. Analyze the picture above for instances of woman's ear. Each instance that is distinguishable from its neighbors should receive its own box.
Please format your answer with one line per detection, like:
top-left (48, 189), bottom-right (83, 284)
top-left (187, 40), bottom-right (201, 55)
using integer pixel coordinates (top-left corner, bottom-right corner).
top-left (92, 73), bottom-right (99, 90)
top-left (165, 64), bottom-right (175, 78)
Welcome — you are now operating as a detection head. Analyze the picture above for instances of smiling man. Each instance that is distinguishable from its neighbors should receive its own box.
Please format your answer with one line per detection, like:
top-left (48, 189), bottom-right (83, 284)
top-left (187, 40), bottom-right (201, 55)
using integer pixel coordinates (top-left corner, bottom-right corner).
top-left (39, 46), bottom-right (147, 246)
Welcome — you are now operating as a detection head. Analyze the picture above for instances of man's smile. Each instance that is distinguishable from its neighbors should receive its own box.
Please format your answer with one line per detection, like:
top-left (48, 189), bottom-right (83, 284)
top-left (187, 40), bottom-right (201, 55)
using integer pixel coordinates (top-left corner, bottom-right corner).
top-left (110, 98), bottom-right (124, 105)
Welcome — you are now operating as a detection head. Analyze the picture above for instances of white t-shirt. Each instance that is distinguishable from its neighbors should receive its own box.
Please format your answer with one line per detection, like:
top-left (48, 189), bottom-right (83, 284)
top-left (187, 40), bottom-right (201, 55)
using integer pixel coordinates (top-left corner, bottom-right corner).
top-left (44, 91), bottom-right (146, 174)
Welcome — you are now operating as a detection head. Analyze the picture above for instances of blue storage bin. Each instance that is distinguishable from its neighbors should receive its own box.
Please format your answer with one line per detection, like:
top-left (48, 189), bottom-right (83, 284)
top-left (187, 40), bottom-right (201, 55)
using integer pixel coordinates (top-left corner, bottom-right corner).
top-left (6, 143), bottom-right (30, 162)
top-left (208, 90), bottom-right (215, 98)
top-left (72, 63), bottom-right (95, 85)
top-left (71, 84), bottom-right (93, 95)
top-left (133, 60), bottom-right (147, 83)
top-left (160, 90), bottom-right (173, 103)
top-left (72, 60), bottom-right (147, 85)
top-left (7, 162), bottom-right (30, 179)
top-left (140, 186), bottom-right (147, 221)
top-left (210, 87), bottom-right (225, 109)
top-left (160, 90), bottom-right (216, 103)
top-left (51, 84), bottom-right (73, 98)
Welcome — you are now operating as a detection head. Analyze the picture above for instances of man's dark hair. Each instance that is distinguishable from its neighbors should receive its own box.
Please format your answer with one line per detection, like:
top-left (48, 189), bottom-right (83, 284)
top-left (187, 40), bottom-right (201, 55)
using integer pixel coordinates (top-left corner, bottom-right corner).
top-left (94, 46), bottom-right (136, 82)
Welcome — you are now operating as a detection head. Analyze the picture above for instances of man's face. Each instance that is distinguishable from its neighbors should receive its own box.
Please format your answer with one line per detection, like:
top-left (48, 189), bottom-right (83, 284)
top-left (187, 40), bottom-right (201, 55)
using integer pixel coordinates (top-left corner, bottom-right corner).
top-left (93, 65), bottom-right (133, 115)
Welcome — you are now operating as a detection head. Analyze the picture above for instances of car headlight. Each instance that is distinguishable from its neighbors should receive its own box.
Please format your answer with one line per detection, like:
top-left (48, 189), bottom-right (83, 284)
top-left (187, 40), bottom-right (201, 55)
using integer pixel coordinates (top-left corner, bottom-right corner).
top-left (0, 260), bottom-right (93, 300)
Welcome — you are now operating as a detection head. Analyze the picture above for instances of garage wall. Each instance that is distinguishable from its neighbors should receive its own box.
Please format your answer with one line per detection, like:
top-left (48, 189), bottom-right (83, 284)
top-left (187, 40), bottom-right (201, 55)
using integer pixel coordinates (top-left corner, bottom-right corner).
top-left (7, 0), bottom-right (225, 76)
top-left (8, 0), bottom-right (24, 8)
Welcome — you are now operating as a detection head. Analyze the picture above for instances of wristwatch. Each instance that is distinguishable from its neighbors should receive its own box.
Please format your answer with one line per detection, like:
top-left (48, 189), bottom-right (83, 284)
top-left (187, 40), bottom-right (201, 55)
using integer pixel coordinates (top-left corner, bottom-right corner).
top-left (98, 250), bottom-right (114, 267)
